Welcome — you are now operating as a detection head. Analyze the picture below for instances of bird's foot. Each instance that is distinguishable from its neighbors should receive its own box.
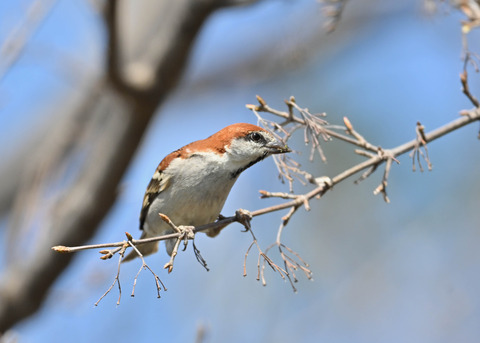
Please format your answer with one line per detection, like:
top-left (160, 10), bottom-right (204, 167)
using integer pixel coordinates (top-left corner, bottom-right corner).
top-left (235, 209), bottom-right (252, 232)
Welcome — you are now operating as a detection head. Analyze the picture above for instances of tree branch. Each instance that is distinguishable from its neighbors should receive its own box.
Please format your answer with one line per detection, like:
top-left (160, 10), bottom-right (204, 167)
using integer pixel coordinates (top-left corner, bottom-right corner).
top-left (52, 106), bottom-right (480, 260)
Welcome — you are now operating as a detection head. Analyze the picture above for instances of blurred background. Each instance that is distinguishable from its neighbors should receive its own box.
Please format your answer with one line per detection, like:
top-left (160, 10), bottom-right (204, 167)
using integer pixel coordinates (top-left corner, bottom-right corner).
top-left (0, 0), bottom-right (479, 342)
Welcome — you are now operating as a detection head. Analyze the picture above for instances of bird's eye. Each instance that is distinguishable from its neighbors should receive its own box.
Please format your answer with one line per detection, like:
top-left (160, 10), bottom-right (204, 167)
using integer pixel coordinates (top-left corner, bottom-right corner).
top-left (249, 132), bottom-right (262, 142)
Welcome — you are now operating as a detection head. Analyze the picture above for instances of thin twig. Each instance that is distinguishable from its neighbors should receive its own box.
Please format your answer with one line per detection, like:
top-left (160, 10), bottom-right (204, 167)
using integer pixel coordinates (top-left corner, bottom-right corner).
top-left (95, 245), bottom-right (126, 306)
top-left (128, 241), bottom-right (166, 298)
top-left (248, 96), bottom-right (379, 152)
top-left (410, 121), bottom-right (432, 172)
top-left (236, 209), bottom-right (291, 287)
top-left (192, 239), bottom-right (209, 272)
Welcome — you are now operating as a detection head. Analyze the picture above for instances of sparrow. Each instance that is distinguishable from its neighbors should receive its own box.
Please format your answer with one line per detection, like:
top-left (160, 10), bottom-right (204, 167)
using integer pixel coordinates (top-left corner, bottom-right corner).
top-left (123, 123), bottom-right (290, 262)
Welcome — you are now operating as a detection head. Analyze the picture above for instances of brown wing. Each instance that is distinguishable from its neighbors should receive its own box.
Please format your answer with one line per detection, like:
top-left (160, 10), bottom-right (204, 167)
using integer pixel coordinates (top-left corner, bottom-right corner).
top-left (139, 171), bottom-right (170, 230)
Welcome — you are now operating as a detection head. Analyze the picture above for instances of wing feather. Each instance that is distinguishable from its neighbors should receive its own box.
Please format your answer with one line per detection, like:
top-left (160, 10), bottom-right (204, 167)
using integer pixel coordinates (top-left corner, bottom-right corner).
top-left (139, 171), bottom-right (170, 230)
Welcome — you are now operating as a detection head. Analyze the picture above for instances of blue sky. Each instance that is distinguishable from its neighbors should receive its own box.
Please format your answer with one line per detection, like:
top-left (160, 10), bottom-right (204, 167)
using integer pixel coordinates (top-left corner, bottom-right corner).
top-left (1, 0), bottom-right (480, 342)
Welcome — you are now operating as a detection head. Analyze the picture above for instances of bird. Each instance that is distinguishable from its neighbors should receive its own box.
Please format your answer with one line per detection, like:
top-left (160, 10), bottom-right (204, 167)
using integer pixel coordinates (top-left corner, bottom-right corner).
top-left (123, 123), bottom-right (291, 262)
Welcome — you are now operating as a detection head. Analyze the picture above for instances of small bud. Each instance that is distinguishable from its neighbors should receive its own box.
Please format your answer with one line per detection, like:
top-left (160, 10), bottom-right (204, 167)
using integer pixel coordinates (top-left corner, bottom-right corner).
top-left (259, 190), bottom-right (269, 198)
top-left (343, 117), bottom-right (353, 132)
top-left (99, 250), bottom-right (110, 254)
top-left (125, 232), bottom-right (133, 241)
top-left (256, 95), bottom-right (266, 107)
top-left (52, 245), bottom-right (70, 253)
top-left (158, 213), bottom-right (169, 222)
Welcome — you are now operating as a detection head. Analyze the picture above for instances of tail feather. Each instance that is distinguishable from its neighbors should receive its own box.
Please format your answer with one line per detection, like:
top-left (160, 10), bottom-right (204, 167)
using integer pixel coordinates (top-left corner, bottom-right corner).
top-left (122, 232), bottom-right (159, 262)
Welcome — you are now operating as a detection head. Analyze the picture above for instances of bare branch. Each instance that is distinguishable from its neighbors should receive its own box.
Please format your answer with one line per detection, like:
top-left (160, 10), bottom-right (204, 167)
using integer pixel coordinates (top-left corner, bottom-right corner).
top-left (249, 95), bottom-right (379, 154)
top-left (95, 244), bottom-right (126, 306)
top-left (53, 107), bottom-right (479, 249)
top-left (460, 55), bottom-right (480, 108)
top-left (243, 225), bottom-right (291, 288)
top-left (410, 121), bottom-right (432, 172)
top-left (50, 98), bottom-right (480, 297)
top-left (128, 240), bottom-right (166, 299)
top-left (457, 1), bottom-right (480, 110)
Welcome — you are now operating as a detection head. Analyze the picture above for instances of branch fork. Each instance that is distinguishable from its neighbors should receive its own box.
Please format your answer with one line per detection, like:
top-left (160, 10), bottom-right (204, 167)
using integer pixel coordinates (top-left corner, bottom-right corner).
top-left (410, 121), bottom-right (432, 172)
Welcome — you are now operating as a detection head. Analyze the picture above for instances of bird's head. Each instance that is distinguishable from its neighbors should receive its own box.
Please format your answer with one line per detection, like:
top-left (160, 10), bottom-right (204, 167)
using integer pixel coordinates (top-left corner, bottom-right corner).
top-left (224, 123), bottom-right (290, 158)
top-left (203, 123), bottom-right (291, 177)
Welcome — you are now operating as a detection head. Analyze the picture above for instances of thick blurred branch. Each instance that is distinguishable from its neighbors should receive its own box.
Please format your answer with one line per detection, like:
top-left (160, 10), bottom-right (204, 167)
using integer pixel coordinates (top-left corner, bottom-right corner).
top-left (0, 0), bottom-right (59, 215)
top-left (0, 0), bottom-right (245, 334)
top-left (0, 0), bottom-right (58, 82)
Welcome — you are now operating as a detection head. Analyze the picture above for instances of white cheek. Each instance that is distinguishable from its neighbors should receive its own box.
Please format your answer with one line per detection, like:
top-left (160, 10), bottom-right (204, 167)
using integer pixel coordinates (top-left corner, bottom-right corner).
top-left (226, 139), bottom-right (263, 162)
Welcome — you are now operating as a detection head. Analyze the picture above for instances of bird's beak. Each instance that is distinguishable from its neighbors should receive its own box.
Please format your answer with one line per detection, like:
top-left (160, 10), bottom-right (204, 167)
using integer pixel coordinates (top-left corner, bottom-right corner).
top-left (266, 141), bottom-right (291, 154)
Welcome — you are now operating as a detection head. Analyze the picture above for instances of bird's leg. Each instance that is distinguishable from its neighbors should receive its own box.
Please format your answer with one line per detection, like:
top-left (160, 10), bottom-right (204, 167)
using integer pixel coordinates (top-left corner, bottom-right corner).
top-left (162, 225), bottom-right (195, 273)
top-left (163, 239), bottom-right (181, 274)
top-left (159, 213), bottom-right (195, 273)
